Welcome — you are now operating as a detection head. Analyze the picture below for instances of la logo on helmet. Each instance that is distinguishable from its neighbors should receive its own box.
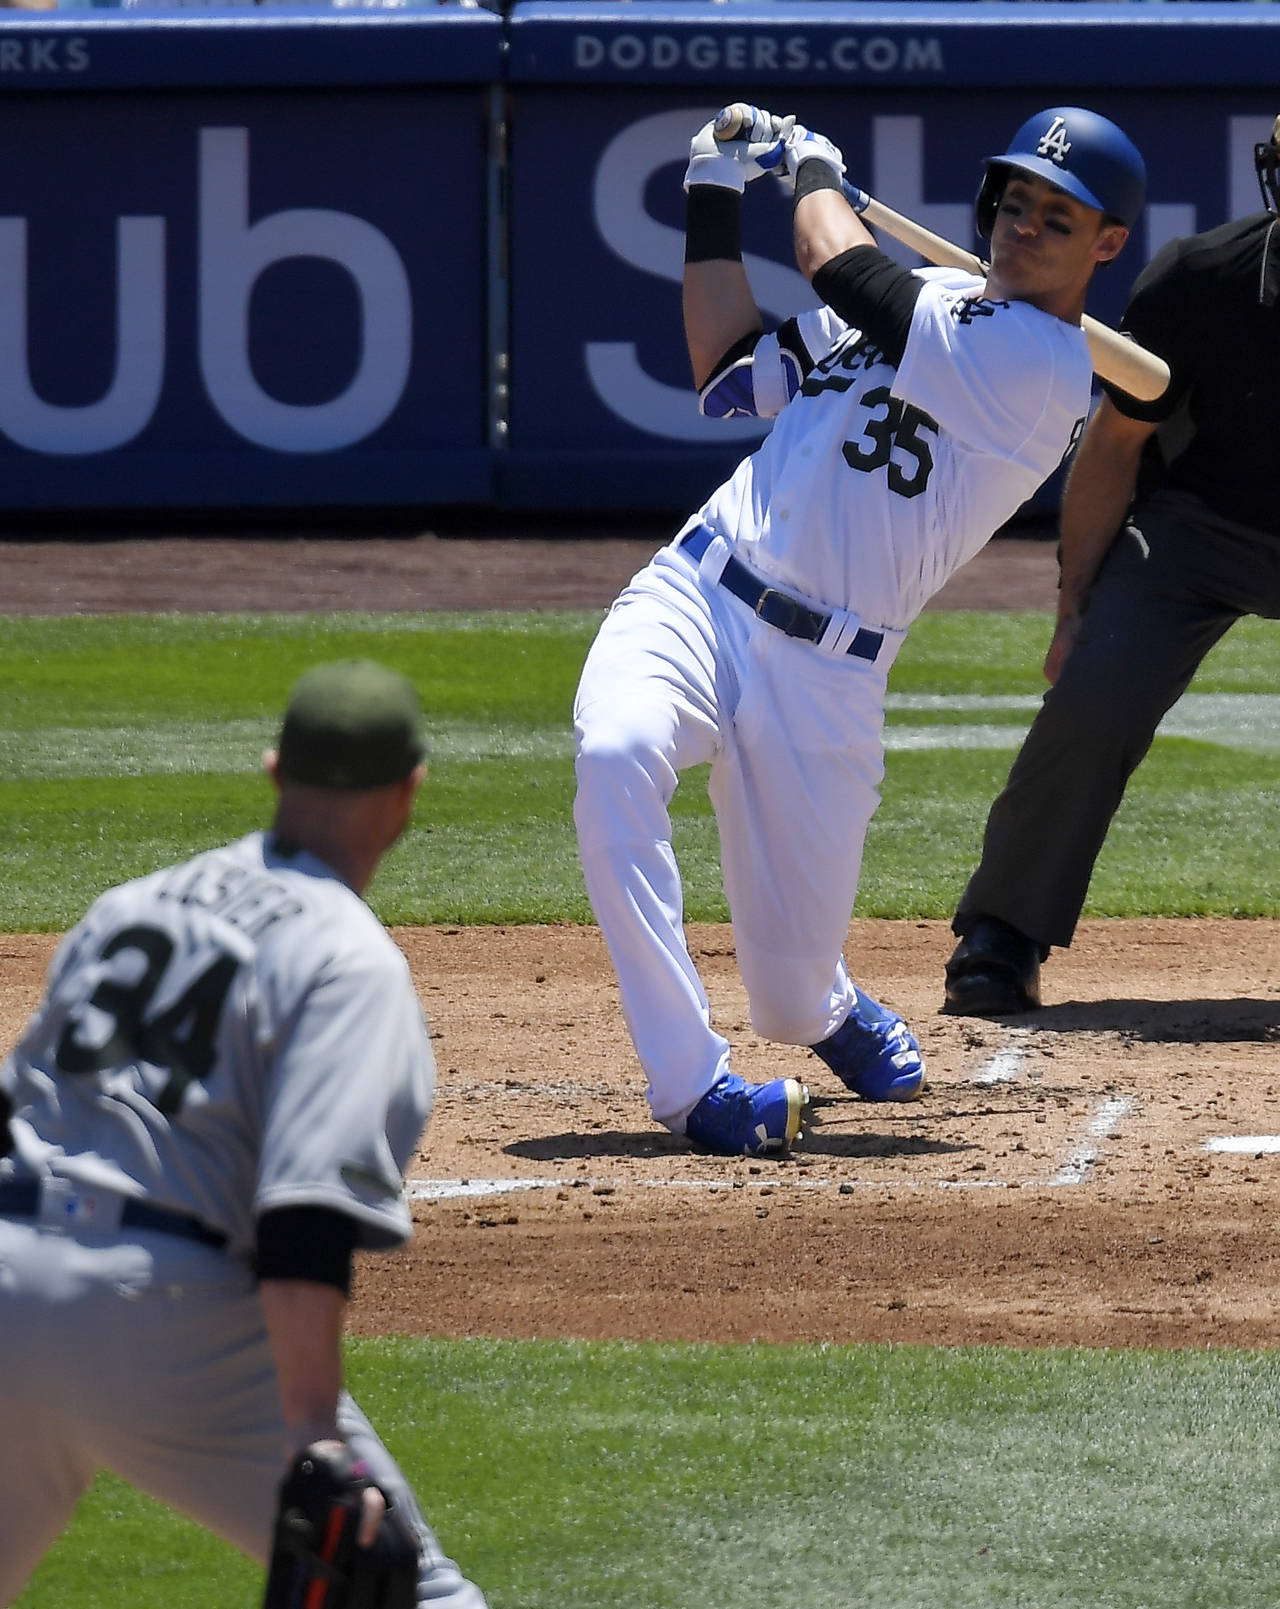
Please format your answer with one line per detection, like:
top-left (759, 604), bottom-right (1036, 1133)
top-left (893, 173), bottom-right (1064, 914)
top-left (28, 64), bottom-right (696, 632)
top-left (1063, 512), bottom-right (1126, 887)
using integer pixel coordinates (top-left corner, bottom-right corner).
top-left (1035, 116), bottom-right (1073, 165)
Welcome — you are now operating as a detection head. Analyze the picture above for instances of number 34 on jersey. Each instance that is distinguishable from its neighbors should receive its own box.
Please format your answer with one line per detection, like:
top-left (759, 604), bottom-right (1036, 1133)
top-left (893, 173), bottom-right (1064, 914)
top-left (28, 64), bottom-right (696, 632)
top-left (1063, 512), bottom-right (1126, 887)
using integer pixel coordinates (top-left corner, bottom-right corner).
top-left (53, 921), bottom-right (247, 1117)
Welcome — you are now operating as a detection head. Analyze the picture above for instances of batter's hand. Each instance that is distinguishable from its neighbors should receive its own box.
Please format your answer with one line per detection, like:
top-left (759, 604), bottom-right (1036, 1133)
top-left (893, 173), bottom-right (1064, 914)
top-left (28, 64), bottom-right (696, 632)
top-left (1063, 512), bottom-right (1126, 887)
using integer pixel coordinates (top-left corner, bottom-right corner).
top-left (783, 123), bottom-right (848, 189)
top-left (262, 1440), bottom-right (419, 1609)
top-left (1043, 613), bottom-right (1082, 685)
top-left (685, 108), bottom-right (794, 194)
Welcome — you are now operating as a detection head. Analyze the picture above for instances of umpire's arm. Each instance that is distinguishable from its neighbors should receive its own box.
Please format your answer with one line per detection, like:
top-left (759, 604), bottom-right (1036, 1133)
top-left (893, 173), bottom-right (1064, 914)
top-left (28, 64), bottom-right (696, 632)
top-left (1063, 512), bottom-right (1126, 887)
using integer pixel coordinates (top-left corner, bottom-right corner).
top-left (1047, 396), bottom-right (1158, 684)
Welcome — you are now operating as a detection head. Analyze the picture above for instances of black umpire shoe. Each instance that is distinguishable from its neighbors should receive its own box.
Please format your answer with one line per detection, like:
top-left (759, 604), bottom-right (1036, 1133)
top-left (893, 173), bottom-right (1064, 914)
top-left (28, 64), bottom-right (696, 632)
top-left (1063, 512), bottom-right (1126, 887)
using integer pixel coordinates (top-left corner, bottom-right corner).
top-left (943, 916), bottom-right (1044, 1016)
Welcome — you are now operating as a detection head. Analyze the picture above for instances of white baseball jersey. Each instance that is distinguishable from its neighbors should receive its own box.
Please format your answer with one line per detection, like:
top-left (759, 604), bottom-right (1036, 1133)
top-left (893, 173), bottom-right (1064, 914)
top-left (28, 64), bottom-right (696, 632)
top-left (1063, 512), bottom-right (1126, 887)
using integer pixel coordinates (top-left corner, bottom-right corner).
top-left (698, 266), bottom-right (1092, 629)
top-left (1, 829), bottom-right (433, 1260)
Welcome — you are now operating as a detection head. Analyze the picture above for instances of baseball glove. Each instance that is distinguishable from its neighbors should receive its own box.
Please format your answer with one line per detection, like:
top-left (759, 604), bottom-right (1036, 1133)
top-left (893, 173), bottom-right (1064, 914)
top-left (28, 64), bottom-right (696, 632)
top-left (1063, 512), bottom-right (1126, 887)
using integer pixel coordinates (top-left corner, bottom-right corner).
top-left (262, 1441), bottom-right (419, 1609)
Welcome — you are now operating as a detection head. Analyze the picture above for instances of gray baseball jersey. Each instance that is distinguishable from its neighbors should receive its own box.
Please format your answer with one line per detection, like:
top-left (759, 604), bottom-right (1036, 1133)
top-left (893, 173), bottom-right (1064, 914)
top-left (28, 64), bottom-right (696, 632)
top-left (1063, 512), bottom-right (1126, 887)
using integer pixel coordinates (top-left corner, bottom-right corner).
top-left (0, 830), bottom-right (483, 1609)
top-left (2, 829), bottom-right (432, 1259)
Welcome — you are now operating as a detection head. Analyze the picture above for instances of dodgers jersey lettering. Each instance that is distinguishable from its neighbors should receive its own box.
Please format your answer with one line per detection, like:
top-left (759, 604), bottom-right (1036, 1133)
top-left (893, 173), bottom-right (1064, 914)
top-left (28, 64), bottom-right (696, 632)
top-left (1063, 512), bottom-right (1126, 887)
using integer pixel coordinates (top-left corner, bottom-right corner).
top-left (1, 830), bottom-right (433, 1258)
top-left (700, 267), bottom-right (1092, 630)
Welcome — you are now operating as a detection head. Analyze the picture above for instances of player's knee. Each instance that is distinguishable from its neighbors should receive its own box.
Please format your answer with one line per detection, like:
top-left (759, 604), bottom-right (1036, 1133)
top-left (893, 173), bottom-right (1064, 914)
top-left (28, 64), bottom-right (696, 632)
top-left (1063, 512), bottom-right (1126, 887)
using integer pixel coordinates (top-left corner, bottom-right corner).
top-left (573, 726), bottom-right (675, 847)
top-left (575, 718), bottom-right (672, 799)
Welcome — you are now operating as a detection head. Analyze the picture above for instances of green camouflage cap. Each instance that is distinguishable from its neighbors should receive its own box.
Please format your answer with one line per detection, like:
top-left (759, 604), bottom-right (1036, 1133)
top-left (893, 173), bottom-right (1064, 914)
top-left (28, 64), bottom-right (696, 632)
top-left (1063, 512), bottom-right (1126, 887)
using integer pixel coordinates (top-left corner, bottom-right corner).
top-left (277, 659), bottom-right (426, 789)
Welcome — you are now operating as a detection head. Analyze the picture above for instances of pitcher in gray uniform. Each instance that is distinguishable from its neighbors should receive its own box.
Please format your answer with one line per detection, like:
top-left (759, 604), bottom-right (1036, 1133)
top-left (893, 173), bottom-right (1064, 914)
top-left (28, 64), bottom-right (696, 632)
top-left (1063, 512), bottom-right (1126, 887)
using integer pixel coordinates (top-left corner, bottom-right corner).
top-left (0, 659), bottom-right (488, 1609)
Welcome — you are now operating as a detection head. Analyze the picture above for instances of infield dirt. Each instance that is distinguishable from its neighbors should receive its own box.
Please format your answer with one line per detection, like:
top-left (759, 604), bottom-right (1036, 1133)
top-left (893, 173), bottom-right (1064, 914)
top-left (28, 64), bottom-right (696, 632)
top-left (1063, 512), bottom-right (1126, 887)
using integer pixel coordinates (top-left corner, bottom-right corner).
top-left (2, 525), bottom-right (1277, 1350)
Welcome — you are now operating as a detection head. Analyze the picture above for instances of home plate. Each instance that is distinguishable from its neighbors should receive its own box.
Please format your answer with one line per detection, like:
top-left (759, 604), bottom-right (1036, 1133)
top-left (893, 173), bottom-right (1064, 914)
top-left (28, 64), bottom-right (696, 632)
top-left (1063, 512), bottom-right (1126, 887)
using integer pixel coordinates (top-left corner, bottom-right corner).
top-left (1204, 1136), bottom-right (1280, 1154)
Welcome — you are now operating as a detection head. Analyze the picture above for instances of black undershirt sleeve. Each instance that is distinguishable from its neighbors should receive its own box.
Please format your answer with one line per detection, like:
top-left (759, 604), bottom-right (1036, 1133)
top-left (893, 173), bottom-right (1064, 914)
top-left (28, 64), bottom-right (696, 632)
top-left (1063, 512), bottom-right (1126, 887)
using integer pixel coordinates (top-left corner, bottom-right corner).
top-left (255, 1204), bottom-right (361, 1296)
top-left (775, 315), bottom-right (816, 380)
top-left (811, 246), bottom-right (924, 367)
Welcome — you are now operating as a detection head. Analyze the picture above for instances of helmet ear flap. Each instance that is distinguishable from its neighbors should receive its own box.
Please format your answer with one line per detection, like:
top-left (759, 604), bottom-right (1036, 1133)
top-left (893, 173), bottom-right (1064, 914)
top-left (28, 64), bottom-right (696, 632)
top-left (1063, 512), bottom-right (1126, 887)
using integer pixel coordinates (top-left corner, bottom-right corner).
top-left (974, 165), bottom-right (1005, 241)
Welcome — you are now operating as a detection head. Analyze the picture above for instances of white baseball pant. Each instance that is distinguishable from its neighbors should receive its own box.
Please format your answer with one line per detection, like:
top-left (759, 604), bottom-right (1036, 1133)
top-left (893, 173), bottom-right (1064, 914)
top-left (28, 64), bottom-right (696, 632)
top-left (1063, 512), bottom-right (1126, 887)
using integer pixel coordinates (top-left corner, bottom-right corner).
top-left (574, 541), bottom-right (896, 1132)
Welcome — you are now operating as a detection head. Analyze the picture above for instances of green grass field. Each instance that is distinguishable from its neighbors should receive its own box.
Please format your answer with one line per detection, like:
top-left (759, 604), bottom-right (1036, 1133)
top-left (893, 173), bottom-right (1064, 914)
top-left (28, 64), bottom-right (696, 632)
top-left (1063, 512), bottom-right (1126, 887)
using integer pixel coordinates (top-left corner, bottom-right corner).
top-left (0, 610), bottom-right (1277, 929)
top-left (7, 607), bottom-right (1280, 1609)
top-left (20, 1340), bottom-right (1280, 1609)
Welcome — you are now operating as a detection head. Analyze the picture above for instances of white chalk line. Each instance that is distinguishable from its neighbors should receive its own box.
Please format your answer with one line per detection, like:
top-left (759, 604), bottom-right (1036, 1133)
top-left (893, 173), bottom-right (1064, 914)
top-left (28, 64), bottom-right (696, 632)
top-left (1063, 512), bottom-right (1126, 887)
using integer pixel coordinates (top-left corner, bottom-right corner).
top-left (975, 1044), bottom-right (1028, 1085)
top-left (971, 1033), bottom-right (1138, 1188)
top-left (412, 1175), bottom-right (1030, 1201)
top-left (410, 1063), bottom-right (1141, 1200)
top-left (1046, 1096), bottom-right (1136, 1186)
top-left (1204, 1135), bottom-right (1280, 1154)
top-left (882, 692), bottom-right (1280, 754)
top-left (412, 1178), bottom-right (558, 1201)
top-left (10, 693), bottom-right (1274, 784)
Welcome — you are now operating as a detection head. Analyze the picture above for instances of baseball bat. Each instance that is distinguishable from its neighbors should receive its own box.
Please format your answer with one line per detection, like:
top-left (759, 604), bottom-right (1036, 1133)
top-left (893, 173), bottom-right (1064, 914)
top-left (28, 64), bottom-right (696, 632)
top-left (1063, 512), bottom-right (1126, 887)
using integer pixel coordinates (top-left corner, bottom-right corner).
top-left (712, 103), bottom-right (1170, 403)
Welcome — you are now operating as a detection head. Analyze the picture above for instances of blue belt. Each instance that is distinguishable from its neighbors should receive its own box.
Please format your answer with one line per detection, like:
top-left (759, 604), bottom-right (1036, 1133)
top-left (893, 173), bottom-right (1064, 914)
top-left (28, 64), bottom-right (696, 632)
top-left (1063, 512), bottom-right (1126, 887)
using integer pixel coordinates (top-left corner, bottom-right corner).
top-left (0, 1177), bottom-right (228, 1250)
top-left (681, 526), bottom-right (884, 663)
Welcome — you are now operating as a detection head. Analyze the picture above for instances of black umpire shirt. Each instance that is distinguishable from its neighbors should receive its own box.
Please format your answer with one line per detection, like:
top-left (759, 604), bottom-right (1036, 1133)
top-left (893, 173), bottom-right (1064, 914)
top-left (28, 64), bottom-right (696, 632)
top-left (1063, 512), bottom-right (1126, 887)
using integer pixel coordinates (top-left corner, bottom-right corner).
top-left (1101, 210), bottom-right (1280, 538)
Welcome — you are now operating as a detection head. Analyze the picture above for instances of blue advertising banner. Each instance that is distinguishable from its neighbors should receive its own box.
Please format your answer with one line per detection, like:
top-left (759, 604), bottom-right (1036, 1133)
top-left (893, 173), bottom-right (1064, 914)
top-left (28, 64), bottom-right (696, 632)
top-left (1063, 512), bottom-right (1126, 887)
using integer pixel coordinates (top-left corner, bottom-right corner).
top-left (0, 83), bottom-right (493, 509)
top-left (0, 6), bottom-right (501, 92)
top-left (1, 1), bottom-right (1277, 516)
top-left (509, 1), bottom-right (1280, 90)
top-left (504, 5), bottom-right (1279, 508)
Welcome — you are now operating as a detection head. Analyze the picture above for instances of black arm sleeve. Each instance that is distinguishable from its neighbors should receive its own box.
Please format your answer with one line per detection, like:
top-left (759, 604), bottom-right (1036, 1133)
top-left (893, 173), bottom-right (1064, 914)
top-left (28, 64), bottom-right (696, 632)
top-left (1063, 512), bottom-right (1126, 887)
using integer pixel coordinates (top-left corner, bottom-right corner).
top-left (0, 1088), bottom-right (11, 1159)
top-left (811, 246), bottom-right (924, 367)
top-left (255, 1205), bottom-right (361, 1296)
top-left (685, 186), bottom-right (743, 264)
top-left (794, 159), bottom-right (843, 205)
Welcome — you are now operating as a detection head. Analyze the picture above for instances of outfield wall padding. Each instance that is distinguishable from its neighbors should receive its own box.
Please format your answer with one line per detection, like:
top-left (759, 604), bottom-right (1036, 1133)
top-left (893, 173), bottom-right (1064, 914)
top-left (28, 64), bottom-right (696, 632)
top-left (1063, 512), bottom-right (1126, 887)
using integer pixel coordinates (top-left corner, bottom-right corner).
top-left (0, 1), bottom-right (1274, 513)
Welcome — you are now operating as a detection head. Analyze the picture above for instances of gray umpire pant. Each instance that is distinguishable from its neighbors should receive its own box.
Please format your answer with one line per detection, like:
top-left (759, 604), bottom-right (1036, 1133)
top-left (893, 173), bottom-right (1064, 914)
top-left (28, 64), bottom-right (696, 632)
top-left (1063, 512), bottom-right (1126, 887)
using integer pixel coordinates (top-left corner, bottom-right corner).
top-left (954, 489), bottom-right (1280, 951)
top-left (0, 1217), bottom-right (489, 1609)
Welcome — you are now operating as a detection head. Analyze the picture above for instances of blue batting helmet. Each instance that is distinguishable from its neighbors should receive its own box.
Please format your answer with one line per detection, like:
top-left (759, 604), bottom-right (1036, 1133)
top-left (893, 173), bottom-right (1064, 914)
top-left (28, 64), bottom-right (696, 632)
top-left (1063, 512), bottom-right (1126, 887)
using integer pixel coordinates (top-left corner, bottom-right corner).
top-left (975, 106), bottom-right (1146, 239)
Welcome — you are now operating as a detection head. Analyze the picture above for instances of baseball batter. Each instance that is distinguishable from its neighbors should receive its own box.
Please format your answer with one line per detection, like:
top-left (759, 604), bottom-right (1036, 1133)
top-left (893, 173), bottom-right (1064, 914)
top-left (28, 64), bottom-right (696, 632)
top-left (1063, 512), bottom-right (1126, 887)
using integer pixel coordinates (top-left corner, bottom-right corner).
top-left (0, 661), bottom-right (487, 1609)
top-left (573, 105), bottom-right (1144, 1155)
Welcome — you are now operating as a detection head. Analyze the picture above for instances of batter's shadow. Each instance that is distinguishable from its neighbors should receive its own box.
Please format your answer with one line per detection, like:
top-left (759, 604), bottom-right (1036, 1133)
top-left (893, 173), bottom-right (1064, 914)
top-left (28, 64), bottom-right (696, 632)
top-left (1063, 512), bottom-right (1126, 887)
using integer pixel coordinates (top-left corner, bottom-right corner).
top-left (1020, 997), bottom-right (1280, 1042)
top-left (800, 1102), bottom-right (976, 1160)
top-left (505, 1131), bottom-right (692, 1162)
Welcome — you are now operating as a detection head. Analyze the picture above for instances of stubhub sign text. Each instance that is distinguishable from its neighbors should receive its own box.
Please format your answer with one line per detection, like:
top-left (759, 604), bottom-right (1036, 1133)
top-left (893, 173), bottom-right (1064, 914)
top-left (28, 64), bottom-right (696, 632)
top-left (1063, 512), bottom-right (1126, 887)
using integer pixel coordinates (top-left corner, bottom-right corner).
top-left (0, 86), bottom-right (492, 505)
top-left (1, 128), bottom-right (410, 455)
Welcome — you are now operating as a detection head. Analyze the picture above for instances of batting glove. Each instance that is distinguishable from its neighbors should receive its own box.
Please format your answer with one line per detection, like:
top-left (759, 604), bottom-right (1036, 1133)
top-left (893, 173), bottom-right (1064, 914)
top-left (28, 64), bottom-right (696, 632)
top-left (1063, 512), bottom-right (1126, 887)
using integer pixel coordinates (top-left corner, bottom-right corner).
top-left (683, 107), bottom-right (795, 194)
top-left (783, 123), bottom-right (848, 189)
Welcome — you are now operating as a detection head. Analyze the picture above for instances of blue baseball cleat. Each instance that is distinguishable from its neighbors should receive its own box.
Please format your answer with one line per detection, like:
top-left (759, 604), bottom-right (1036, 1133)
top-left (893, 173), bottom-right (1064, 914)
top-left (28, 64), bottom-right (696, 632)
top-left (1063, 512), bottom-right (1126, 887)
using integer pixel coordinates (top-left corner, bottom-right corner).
top-left (685, 1073), bottom-right (807, 1157)
top-left (809, 989), bottom-right (926, 1101)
